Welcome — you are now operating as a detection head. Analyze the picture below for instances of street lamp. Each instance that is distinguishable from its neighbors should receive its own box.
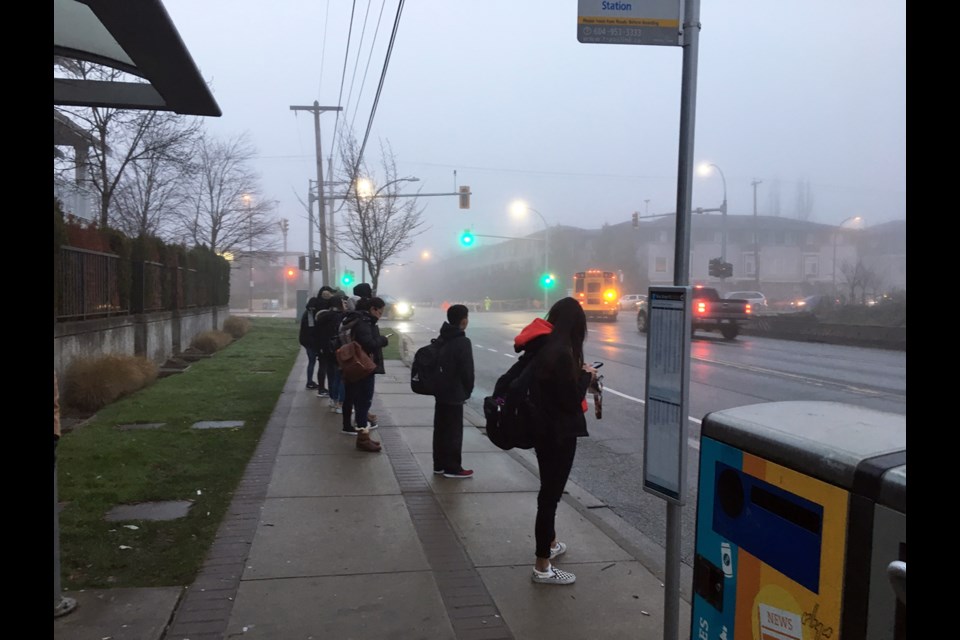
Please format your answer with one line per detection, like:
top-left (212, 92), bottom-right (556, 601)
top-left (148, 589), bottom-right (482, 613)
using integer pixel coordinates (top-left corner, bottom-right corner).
top-left (509, 200), bottom-right (550, 311)
top-left (355, 176), bottom-right (420, 283)
top-left (832, 215), bottom-right (862, 295)
top-left (698, 163), bottom-right (728, 272)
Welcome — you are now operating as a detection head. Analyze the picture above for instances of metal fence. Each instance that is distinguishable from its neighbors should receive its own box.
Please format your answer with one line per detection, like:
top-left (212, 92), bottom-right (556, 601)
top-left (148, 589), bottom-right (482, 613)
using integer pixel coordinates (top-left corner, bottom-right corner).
top-left (57, 246), bottom-right (212, 321)
top-left (57, 246), bottom-right (127, 321)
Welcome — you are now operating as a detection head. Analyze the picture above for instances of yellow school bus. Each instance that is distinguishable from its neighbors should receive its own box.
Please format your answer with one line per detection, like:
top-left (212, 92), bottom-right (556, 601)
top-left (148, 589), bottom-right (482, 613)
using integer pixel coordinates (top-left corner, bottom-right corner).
top-left (573, 270), bottom-right (619, 321)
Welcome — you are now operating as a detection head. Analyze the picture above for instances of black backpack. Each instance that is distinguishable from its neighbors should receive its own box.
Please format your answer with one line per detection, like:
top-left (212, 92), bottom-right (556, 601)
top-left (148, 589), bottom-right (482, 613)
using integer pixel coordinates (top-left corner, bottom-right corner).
top-left (410, 337), bottom-right (446, 396)
top-left (482, 356), bottom-right (541, 450)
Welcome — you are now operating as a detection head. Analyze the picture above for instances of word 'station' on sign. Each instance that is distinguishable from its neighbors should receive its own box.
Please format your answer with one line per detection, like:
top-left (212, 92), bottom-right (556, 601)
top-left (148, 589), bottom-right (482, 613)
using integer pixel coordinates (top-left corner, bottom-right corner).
top-left (577, 0), bottom-right (682, 47)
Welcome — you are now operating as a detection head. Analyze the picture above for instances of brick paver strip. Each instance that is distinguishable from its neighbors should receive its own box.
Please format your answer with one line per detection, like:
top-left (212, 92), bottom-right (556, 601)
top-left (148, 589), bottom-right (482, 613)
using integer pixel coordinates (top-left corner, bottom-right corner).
top-left (165, 382), bottom-right (514, 640)
top-left (163, 390), bottom-right (288, 640)
top-left (378, 427), bottom-right (514, 640)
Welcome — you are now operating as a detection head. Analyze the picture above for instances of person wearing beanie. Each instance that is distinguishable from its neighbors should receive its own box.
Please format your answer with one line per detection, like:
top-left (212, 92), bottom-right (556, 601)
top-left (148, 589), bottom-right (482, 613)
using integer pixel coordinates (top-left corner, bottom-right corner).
top-left (352, 282), bottom-right (373, 299)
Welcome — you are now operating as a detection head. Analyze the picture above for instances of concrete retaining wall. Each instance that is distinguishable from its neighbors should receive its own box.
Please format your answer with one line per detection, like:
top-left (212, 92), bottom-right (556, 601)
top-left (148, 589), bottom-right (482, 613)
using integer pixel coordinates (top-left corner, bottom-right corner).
top-left (54, 305), bottom-right (230, 383)
top-left (742, 315), bottom-right (905, 351)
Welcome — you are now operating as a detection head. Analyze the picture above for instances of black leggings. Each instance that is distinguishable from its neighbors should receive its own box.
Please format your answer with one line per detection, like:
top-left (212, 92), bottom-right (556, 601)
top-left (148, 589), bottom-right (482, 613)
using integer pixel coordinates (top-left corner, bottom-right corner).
top-left (533, 436), bottom-right (578, 559)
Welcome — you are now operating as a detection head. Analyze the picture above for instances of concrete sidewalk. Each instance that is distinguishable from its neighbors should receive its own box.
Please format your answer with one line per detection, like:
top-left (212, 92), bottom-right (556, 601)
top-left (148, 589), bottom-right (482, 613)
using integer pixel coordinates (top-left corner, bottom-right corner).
top-left (56, 351), bottom-right (692, 640)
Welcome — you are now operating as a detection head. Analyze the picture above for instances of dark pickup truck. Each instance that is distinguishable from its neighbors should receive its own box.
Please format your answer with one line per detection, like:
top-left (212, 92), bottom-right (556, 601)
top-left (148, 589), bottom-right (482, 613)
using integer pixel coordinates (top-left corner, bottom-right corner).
top-left (635, 286), bottom-right (752, 340)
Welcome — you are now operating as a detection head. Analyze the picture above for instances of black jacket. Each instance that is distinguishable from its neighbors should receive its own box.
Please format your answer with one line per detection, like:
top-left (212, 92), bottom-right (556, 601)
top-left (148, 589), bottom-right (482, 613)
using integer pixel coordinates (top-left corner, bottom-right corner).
top-left (505, 317), bottom-right (591, 443)
top-left (314, 307), bottom-right (344, 354)
top-left (343, 309), bottom-right (388, 374)
top-left (298, 297), bottom-right (320, 349)
top-left (434, 321), bottom-right (475, 405)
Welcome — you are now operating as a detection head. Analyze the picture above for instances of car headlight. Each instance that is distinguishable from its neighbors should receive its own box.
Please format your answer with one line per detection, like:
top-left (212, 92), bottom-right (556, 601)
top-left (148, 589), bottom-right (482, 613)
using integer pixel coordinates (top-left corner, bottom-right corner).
top-left (395, 302), bottom-right (411, 315)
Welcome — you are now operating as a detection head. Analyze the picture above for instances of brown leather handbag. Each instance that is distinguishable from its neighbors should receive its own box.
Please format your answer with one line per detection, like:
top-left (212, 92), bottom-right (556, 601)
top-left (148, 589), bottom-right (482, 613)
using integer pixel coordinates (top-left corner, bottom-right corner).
top-left (336, 341), bottom-right (376, 383)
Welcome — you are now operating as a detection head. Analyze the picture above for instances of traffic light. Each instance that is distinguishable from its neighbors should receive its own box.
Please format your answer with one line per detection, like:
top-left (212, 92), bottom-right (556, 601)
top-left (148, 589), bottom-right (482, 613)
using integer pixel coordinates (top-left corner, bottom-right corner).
top-left (298, 255), bottom-right (307, 271)
top-left (632, 212), bottom-right (639, 228)
top-left (309, 251), bottom-right (322, 271)
top-left (341, 270), bottom-right (354, 287)
top-left (540, 273), bottom-right (556, 289)
top-left (459, 229), bottom-right (475, 247)
top-left (720, 262), bottom-right (733, 278)
top-left (285, 267), bottom-right (297, 280)
top-left (709, 257), bottom-right (722, 278)
top-left (459, 186), bottom-right (471, 209)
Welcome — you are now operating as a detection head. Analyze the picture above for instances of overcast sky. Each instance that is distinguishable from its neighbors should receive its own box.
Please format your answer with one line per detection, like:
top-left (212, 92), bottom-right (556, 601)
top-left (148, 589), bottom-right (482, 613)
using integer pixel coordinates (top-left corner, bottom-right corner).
top-left (163, 0), bottom-right (906, 287)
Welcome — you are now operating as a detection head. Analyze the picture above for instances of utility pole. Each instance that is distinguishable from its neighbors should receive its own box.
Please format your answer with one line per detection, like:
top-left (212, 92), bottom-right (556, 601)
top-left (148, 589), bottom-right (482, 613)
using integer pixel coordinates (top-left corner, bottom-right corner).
top-left (280, 218), bottom-right (289, 308)
top-left (290, 102), bottom-right (342, 287)
top-left (327, 155), bottom-right (337, 280)
top-left (752, 178), bottom-right (762, 290)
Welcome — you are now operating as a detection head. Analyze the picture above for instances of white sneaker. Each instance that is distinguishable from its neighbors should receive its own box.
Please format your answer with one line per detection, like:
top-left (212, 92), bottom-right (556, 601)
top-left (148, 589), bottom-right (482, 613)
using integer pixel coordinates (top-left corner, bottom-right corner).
top-left (549, 541), bottom-right (567, 560)
top-left (531, 565), bottom-right (576, 585)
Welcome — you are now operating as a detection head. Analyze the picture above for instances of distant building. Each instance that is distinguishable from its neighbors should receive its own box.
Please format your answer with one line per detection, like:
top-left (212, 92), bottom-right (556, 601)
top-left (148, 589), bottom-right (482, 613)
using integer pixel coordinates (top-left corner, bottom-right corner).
top-left (423, 214), bottom-right (906, 304)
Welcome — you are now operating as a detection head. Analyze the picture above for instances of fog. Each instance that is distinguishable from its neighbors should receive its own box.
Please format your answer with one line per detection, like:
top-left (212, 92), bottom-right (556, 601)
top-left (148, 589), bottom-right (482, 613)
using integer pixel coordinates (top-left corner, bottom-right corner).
top-left (162, 0), bottom-right (906, 294)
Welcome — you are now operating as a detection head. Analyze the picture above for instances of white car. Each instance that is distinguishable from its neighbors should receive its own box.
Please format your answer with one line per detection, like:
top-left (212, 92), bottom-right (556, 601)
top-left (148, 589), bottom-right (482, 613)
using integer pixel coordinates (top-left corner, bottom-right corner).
top-left (618, 294), bottom-right (647, 311)
top-left (725, 291), bottom-right (768, 312)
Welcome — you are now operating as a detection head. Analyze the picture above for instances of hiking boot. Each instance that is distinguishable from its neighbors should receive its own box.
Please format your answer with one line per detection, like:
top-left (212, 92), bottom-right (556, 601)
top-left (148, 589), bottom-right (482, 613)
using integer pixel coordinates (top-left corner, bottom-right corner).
top-left (356, 428), bottom-right (381, 452)
top-left (531, 565), bottom-right (576, 585)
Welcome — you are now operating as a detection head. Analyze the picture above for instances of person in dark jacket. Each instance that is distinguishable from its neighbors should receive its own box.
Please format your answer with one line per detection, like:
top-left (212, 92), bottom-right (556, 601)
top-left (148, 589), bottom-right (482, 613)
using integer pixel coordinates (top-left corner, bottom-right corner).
top-left (312, 287), bottom-right (336, 396)
top-left (339, 296), bottom-right (388, 436)
top-left (298, 291), bottom-right (322, 389)
top-left (431, 304), bottom-right (475, 478)
top-left (507, 297), bottom-right (597, 586)
top-left (314, 295), bottom-right (347, 412)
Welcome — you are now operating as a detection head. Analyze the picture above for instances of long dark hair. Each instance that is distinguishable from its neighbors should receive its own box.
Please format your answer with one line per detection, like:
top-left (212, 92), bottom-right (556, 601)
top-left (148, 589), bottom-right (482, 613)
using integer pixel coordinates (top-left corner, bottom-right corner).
top-left (544, 297), bottom-right (587, 371)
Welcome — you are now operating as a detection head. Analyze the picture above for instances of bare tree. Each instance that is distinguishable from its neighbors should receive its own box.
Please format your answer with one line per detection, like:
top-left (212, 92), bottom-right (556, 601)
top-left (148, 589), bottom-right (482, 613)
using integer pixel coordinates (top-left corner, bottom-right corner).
top-left (840, 259), bottom-right (883, 304)
top-left (180, 132), bottom-right (279, 255)
top-left (333, 136), bottom-right (428, 293)
top-left (794, 178), bottom-right (815, 221)
top-left (54, 60), bottom-right (203, 229)
top-left (111, 126), bottom-right (199, 239)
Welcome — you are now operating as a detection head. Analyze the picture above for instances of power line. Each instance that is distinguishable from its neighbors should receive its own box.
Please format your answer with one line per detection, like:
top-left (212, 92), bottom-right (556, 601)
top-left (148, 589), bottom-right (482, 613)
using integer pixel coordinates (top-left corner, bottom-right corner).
top-left (355, 0), bottom-right (404, 175)
top-left (349, 0), bottom-right (388, 137)
top-left (330, 0), bottom-right (358, 172)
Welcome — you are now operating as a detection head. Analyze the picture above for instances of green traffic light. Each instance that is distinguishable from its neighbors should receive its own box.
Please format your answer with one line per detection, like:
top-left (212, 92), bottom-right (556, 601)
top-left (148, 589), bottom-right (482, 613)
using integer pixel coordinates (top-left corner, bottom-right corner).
top-left (540, 273), bottom-right (556, 289)
top-left (459, 230), bottom-right (475, 247)
top-left (341, 271), bottom-right (354, 286)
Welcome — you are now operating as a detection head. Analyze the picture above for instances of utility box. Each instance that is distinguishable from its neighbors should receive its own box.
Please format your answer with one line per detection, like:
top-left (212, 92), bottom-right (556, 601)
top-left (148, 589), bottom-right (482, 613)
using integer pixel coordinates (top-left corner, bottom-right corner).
top-left (690, 401), bottom-right (905, 640)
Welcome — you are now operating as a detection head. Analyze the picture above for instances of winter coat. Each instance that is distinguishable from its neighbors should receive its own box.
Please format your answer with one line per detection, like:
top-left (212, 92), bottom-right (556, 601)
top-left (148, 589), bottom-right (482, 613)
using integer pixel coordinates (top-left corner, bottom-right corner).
top-left (314, 307), bottom-right (344, 354)
top-left (298, 297), bottom-right (320, 348)
top-left (342, 309), bottom-right (388, 374)
top-left (508, 317), bottom-right (591, 443)
top-left (433, 321), bottom-right (475, 405)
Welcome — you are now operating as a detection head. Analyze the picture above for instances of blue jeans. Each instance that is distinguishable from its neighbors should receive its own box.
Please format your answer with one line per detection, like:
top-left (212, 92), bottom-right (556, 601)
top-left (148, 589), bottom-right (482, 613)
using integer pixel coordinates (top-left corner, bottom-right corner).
top-left (325, 354), bottom-right (344, 403)
top-left (304, 346), bottom-right (320, 385)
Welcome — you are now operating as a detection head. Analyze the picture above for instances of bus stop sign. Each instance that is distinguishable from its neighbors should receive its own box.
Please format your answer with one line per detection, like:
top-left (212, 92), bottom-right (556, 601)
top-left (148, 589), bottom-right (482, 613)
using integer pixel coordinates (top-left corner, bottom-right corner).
top-left (577, 0), bottom-right (682, 47)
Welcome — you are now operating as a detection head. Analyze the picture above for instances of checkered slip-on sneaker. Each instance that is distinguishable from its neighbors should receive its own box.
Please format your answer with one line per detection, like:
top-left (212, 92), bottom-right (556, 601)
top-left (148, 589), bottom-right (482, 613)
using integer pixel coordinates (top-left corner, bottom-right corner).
top-left (531, 565), bottom-right (576, 585)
